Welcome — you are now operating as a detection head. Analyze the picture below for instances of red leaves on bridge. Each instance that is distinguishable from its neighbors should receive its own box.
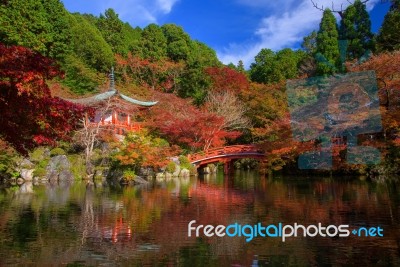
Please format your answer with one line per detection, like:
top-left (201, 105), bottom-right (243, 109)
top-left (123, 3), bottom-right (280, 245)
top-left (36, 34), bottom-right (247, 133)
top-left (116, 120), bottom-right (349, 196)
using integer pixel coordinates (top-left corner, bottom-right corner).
top-left (0, 44), bottom-right (86, 153)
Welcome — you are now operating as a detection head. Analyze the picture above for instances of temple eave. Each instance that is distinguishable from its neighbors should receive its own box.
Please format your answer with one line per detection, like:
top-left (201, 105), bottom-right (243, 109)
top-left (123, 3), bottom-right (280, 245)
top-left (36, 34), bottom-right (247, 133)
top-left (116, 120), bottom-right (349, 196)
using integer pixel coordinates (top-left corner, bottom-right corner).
top-left (65, 91), bottom-right (157, 108)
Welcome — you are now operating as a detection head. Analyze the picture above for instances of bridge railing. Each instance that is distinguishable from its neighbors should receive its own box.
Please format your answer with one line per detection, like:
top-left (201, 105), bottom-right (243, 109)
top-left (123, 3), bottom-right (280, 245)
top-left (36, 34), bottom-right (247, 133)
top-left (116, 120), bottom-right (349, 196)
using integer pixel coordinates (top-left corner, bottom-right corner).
top-left (187, 145), bottom-right (264, 163)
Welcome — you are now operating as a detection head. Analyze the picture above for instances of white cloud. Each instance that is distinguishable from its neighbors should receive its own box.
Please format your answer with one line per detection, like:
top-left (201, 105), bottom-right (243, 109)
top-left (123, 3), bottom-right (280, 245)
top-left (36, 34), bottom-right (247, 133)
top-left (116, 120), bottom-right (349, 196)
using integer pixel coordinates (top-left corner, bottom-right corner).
top-left (157, 0), bottom-right (180, 14)
top-left (218, 0), bottom-right (380, 67)
top-left (96, 0), bottom-right (179, 26)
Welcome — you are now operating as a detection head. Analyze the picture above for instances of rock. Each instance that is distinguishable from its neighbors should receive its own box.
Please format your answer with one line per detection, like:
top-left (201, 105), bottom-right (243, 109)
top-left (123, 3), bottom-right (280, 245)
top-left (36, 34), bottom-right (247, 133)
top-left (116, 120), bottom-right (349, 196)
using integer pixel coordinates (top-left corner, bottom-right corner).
top-left (139, 167), bottom-right (154, 177)
top-left (179, 168), bottom-right (190, 177)
top-left (58, 170), bottom-right (74, 181)
top-left (134, 176), bottom-right (149, 185)
top-left (19, 158), bottom-right (34, 169)
top-left (20, 169), bottom-right (34, 181)
top-left (171, 156), bottom-right (180, 165)
top-left (156, 173), bottom-right (165, 181)
top-left (46, 155), bottom-right (74, 182)
top-left (172, 165), bottom-right (181, 177)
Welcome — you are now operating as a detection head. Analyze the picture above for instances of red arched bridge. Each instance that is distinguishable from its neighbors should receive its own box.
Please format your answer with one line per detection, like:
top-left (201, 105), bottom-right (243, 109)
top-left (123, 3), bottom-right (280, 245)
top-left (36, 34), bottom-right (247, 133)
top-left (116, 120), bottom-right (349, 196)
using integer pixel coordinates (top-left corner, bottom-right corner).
top-left (187, 145), bottom-right (265, 173)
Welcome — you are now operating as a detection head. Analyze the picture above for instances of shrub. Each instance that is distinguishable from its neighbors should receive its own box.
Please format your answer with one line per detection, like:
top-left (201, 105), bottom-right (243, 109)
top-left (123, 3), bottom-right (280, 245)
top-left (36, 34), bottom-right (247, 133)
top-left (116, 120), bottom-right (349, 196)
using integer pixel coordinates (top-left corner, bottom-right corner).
top-left (50, 147), bottom-right (66, 156)
top-left (179, 155), bottom-right (192, 170)
top-left (29, 147), bottom-right (49, 162)
top-left (0, 138), bottom-right (20, 178)
top-left (166, 161), bottom-right (176, 173)
top-left (68, 154), bottom-right (86, 180)
top-left (33, 168), bottom-right (47, 177)
top-left (189, 164), bottom-right (197, 175)
top-left (123, 169), bottom-right (136, 181)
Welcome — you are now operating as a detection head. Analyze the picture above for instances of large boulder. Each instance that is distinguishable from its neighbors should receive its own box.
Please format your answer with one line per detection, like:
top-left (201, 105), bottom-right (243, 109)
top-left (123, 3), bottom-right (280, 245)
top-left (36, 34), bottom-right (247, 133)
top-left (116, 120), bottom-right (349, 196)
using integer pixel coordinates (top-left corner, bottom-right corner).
top-left (172, 164), bottom-right (181, 177)
top-left (20, 169), bottom-right (34, 181)
top-left (16, 158), bottom-right (35, 181)
top-left (133, 176), bottom-right (149, 185)
top-left (46, 155), bottom-right (74, 182)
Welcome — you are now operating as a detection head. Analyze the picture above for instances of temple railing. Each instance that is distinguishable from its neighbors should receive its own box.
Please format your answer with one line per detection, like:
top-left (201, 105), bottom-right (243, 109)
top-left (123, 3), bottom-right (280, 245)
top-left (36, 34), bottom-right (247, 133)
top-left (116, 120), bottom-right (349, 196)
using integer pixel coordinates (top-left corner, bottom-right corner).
top-left (88, 121), bottom-right (142, 133)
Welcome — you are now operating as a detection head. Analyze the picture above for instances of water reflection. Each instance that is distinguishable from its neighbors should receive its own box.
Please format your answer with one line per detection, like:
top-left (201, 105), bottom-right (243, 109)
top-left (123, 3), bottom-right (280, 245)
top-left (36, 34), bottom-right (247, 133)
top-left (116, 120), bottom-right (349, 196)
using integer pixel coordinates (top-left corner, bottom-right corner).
top-left (0, 171), bottom-right (399, 266)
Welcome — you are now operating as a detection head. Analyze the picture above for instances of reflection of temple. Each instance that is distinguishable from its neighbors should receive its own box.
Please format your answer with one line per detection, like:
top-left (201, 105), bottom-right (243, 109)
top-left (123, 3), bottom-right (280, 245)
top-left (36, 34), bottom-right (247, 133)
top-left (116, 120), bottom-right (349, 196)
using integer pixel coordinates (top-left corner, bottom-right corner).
top-left (67, 68), bottom-right (157, 134)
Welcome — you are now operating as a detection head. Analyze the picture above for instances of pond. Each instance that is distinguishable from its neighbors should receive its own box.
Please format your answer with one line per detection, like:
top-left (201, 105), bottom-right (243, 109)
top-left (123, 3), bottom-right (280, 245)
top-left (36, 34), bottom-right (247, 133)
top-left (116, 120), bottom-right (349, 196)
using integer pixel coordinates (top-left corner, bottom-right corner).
top-left (0, 171), bottom-right (399, 266)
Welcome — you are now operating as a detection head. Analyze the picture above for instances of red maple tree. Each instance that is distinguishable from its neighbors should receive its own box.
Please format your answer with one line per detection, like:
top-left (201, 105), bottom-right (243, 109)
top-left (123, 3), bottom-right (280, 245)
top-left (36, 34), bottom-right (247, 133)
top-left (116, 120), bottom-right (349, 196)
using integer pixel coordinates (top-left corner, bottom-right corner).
top-left (145, 92), bottom-right (241, 151)
top-left (205, 66), bottom-right (249, 94)
top-left (0, 44), bottom-right (86, 153)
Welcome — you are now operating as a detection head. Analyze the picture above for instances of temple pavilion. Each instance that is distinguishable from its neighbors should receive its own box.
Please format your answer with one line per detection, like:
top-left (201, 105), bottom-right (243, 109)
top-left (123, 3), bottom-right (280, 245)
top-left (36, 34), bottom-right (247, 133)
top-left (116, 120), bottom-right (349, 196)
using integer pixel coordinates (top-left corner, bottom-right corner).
top-left (67, 68), bottom-right (157, 133)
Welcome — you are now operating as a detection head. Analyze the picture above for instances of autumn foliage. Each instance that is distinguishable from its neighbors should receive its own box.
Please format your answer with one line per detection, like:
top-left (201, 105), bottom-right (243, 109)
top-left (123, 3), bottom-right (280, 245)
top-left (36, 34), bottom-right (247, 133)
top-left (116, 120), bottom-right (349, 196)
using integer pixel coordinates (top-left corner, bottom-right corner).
top-left (347, 52), bottom-right (400, 137)
top-left (0, 44), bottom-right (86, 153)
top-left (116, 53), bottom-right (184, 92)
top-left (205, 66), bottom-right (249, 93)
top-left (145, 92), bottom-right (241, 151)
top-left (113, 130), bottom-right (180, 170)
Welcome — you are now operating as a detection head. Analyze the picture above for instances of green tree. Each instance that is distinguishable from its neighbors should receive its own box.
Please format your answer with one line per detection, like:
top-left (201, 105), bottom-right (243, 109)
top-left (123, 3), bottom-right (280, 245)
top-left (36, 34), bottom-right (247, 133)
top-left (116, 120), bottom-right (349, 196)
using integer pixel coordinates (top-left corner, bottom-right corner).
top-left (315, 9), bottom-right (340, 75)
top-left (178, 41), bottom-right (220, 104)
top-left (61, 14), bottom-right (113, 94)
top-left (339, 0), bottom-right (375, 60)
top-left (377, 0), bottom-right (400, 51)
top-left (274, 49), bottom-right (305, 81)
top-left (91, 9), bottom-right (141, 56)
top-left (237, 60), bottom-right (246, 73)
top-left (0, 0), bottom-right (71, 61)
top-left (162, 24), bottom-right (191, 61)
top-left (249, 48), bottom-right (276, 83)
top-left (122, 23), bottom-right (142, 54)
top-left (249, 48), bottom-right (304, 83)
top-left (68, 14), bottom-right (114, 71)
top-left (96, 8), bottom-right (128, 56)
top-left (140, 24), bottom-right (168, 61)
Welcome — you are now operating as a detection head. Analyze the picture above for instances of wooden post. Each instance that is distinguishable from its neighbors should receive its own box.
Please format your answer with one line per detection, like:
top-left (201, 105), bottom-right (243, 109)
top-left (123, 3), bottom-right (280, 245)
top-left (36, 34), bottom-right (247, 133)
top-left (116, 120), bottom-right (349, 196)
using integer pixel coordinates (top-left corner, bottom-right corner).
top-left (223, 160), bottom-right (231, 174)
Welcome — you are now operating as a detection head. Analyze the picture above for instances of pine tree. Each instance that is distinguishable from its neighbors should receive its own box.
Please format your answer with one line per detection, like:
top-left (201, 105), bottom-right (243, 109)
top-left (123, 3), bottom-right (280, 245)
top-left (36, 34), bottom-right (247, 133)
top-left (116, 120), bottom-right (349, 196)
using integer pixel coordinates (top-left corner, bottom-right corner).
top-left (377, 0), bottom-right (400, 51)
top-left (237, 60), bottom-right (245, 73)
top-left (315, 9), bottom-right (340, 75)
top-left (339, 0), bottom-right (374, 60)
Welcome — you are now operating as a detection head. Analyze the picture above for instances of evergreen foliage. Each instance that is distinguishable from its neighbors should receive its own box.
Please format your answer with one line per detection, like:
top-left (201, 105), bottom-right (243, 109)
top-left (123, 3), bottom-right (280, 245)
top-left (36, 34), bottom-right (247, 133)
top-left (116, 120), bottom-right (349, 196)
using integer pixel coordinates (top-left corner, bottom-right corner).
top-left (315, 9), bottom-right (340, 75)
top-left (339, 0), bottom-right (375, 60)
top-left (377, 0), bottom-right (400, 51)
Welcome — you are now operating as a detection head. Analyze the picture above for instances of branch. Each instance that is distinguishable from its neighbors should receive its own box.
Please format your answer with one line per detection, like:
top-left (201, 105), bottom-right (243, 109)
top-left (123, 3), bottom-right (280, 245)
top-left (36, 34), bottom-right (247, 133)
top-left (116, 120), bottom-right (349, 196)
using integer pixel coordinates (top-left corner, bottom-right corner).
top-left (311, 0), bottom-right (370, 17)
top-left (311, 0), bottom-right (325, 12)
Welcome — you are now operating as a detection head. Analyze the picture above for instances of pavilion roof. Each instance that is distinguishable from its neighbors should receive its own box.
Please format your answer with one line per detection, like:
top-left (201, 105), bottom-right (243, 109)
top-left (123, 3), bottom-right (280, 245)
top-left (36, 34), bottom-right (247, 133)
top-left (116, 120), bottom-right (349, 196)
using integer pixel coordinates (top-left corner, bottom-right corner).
top-left (66, 90), bottom-right (158, 107)
top-left (65, 68), bottom-right (158, 108)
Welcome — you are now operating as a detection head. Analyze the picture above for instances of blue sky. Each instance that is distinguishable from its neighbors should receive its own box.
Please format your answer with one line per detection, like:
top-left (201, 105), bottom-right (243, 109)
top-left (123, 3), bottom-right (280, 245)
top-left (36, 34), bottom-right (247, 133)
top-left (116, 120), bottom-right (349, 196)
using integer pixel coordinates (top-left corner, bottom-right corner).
top-left (62, 0), bottom-right (390, 67)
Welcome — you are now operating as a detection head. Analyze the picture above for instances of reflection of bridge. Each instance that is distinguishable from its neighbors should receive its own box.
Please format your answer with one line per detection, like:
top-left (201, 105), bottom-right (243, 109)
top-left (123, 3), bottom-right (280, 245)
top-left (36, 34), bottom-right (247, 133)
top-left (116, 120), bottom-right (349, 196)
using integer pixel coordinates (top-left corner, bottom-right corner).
top-left (188, 145), bottom-right (266, 173)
